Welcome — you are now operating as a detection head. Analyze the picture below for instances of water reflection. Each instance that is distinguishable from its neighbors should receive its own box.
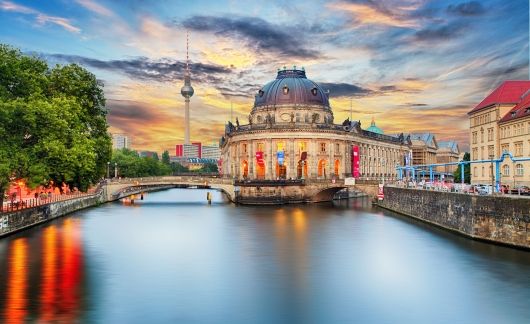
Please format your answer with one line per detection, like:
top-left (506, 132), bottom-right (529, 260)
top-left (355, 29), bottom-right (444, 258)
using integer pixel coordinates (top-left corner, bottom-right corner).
top-left (1, 219), bottom-right (84, 322)
top-left (0, 189), bottom-right (529, 323)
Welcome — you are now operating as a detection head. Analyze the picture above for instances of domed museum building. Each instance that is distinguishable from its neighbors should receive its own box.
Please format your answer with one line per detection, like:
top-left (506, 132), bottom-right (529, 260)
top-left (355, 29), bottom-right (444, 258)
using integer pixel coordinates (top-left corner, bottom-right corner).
top-left (219, 68), bottom-right (410, 201)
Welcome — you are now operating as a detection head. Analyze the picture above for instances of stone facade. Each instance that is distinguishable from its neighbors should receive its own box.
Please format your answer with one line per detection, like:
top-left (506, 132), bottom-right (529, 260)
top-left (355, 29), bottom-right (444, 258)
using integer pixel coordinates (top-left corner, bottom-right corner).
top-left (379, 186), bottom-right (530, 249)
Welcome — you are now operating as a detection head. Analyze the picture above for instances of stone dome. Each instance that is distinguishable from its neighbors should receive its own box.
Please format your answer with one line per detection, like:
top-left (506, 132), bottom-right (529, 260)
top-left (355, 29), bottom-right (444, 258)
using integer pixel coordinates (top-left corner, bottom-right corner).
top-left (253, 68), bottom-right (330, 110)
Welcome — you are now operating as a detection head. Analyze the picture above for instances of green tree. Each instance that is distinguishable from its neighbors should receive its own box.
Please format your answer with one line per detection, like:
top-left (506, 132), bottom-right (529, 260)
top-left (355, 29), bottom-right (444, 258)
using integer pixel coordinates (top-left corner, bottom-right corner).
top-left (171, 162), bottom-right (189, 174)
top-left (0, 44), bottom-right (111, 208)
top-left (453, 152), bottom-right (471, 183)
top-left (47, 63), bottom-right (111, 187)
top-left (199, 162), bottom-right (219, 173)
top-left (162, 150), bottom-right (170, 165)
top-left (111, 148), bottom-right (171, 178)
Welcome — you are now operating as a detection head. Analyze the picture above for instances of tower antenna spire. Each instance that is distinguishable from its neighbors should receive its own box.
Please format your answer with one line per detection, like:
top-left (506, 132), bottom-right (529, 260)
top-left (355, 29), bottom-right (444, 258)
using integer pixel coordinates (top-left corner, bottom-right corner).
top-left (186, 30), bottom-right (189, 74)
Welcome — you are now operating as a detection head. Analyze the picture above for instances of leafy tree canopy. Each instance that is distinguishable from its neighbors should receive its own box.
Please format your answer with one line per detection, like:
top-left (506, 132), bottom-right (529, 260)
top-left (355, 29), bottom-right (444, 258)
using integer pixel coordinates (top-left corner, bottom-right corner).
top-left (0, 44), bottom-right (111, 207)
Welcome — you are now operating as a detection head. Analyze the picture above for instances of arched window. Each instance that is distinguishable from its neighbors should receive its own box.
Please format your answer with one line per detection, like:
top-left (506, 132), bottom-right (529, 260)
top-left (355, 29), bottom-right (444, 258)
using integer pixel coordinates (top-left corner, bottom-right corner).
top-left (257, 115), bottom-right (262, 123)
top-left (503, 164), bottom-right (510, 176)
top-left (516, 164), bottom-right (524, 176)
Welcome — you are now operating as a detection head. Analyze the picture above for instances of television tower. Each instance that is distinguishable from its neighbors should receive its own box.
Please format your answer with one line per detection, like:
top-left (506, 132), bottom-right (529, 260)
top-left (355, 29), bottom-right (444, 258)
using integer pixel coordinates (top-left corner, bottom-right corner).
top-left (180, 31), bottom-right (194, 144)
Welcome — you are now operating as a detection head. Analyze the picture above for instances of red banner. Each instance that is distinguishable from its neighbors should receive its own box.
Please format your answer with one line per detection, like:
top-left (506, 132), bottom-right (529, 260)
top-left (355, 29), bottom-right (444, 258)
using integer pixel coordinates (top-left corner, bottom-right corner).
top-left (352, 145), bottom-right (360, 178)
top-left (256, 151), bottom-right (264, 165)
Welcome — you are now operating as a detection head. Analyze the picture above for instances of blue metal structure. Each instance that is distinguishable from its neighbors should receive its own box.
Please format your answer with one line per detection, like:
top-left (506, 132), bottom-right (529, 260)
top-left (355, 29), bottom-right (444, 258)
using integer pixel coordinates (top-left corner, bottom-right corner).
top-left (396, 151), bottom-right (530, 193)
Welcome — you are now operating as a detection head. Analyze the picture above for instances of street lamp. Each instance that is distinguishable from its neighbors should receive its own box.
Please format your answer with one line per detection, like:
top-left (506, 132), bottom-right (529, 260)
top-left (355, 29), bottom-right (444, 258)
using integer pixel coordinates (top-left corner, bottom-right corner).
top-left (114, 162), bottom-right (118, 178)
top-left (489, 154), bottom-right (494, 194)
top-left (107, 161), bottom-right (110, 179)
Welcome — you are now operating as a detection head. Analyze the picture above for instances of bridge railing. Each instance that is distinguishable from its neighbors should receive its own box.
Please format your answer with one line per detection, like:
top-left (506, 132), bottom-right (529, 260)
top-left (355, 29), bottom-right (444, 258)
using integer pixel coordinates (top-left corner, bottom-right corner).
top-left (106, 176), bottom-right (235, 185)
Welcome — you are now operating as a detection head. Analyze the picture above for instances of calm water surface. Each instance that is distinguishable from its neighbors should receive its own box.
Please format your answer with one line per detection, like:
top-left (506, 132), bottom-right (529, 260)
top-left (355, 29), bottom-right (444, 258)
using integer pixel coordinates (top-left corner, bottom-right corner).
top-left (0, 188), bottom-right (529, 323)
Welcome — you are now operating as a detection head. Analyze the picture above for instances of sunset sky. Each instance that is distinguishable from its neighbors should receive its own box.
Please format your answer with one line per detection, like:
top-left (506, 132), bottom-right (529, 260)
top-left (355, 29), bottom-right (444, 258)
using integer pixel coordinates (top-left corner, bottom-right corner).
top-left (1, 0), bottom-right (528, 153)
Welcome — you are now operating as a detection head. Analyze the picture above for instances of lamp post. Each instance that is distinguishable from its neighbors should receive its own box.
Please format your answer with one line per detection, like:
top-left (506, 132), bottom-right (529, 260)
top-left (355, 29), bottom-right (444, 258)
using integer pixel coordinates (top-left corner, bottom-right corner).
top-left (489, 154), bottom-right (494, 194)
top-left (107, 161), bottom-right (110, 179)
top-left (114, 162), bottom-right (118, 178)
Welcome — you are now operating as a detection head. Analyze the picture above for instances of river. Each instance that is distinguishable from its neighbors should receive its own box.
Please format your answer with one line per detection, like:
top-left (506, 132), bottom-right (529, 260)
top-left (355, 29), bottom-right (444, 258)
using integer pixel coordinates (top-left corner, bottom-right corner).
top-left (0, 188), bottom-right (529, 323)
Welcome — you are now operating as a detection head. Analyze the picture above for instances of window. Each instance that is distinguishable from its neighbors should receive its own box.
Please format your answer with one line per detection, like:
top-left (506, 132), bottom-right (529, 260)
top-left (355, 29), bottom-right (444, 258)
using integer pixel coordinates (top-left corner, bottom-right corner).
top-left (480, 128), bottom-right (484, 143)
top-left (282, 85), bottom-right (289, 95)
top-left (481, 166), bottom-right (484, 177)
top-left (243, 143), bottom-right (247, 153)
top-left (472, 148), bottom-right (478, 160)
top-left (501, 144), bottom-right (509, 154)
top-left (516, 164), bottom-right (524, 176)
top-left (472, 132), bottom-right (477, 144)
top-left (473, 167), bottom-right (477, 177)
top-left (320, 143), bottom-right (326, 153)
top-left (503, 164), bottom-right (510, 176)
top-left (487, 128), bottom-right (494, 141)
top-left (515, 142), bottom-right (523, 156)
top-left (480, 147), bottom-right (484, 160)
top-left (257, 142), bottom-right (264, 151)
top-left (298, 141), bottom-right (307, 153)
top-left (488, 145), bottom-right (494, 159)
top-left (335, 143), bottom-right (340, 152)
top-left (257, 115), bottom-right (262, 123)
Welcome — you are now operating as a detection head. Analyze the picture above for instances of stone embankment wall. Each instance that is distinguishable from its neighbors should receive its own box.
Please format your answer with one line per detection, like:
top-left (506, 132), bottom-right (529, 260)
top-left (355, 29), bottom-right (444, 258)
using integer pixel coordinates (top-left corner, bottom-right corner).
top-left (0, 193), bottom-right (103, 238)
top-left (378, 187), bottom-right (530, 249)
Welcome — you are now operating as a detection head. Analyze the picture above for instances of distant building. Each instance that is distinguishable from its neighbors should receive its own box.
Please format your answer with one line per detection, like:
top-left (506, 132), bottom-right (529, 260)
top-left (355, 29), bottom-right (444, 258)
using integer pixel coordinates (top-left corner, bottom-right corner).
top-left (436, 141), bottom-right (460, 174)
top-left (408, 133), bottom-right (438, 166)
top-left (201, 144), bottom-right (221, 160)
top-left (365, 117), bottom-right (384, 134)
top-left (175, 142), bottom-right (202, 158)
top-left (170, 157), bottom-right (218, 171)
top-left (139, 151), bottom-right (158, 158)
top-left (468, 80), bottom-right (530, 186)
top-left (112, 133), bottom-right (131, 150)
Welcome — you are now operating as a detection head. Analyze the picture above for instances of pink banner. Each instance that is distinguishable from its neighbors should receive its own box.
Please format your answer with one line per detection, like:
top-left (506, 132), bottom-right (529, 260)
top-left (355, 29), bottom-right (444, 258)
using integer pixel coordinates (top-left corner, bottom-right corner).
top-left (352, 145), bottom-right (360, 178)
top-left (256, 151), bottom-right (264, 166)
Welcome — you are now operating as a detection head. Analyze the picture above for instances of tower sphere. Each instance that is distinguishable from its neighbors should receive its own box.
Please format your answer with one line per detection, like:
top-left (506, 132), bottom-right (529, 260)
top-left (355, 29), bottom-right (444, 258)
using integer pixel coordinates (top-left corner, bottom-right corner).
top-left (181, 84), bottom-right (194, 98)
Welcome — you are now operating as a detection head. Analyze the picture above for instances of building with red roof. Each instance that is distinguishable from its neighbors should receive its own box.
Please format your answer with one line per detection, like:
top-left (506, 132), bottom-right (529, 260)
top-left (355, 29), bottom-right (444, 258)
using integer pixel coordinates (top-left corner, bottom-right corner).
top-left (468, 81), bottom-right (530, 186)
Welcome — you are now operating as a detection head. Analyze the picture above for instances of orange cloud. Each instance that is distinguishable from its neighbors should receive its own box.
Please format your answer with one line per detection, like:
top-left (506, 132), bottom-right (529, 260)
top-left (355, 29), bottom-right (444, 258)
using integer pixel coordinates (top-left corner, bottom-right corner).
top-left (328, 1), bottom-right (420, 28)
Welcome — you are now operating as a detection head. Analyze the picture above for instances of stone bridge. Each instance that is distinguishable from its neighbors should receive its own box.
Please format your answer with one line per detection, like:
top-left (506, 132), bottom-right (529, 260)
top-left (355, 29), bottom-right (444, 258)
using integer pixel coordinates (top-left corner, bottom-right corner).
top-left (103, 176), bottom-right (235, 201)
top-left (102, 176), bottom-right (380, 204)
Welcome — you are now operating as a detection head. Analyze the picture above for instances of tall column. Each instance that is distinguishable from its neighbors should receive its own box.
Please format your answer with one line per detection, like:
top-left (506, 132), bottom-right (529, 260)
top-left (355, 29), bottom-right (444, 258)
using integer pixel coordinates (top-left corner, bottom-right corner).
top-left (184, 97), bottom-right (190, 144)
top-left (289, 139), bottom-right (295, 179)
top-left (250, 140), bottom-right (255, 179)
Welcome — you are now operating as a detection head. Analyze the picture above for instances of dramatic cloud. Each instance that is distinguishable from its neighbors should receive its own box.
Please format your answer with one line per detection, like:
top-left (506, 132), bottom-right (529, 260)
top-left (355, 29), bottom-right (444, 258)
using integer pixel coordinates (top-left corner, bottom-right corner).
top-left (319, 82), bottom-right (373, 98)
top-left (46, 54), bottom-right (233, 83)
top-left (181, 16), bottom-right (321, 59)
top-left (447, 1), bottom-right (486, 16)
top-left (0, 1), bottom-right (80, 33)
top-left (414, 22), bottom-right (468, 41)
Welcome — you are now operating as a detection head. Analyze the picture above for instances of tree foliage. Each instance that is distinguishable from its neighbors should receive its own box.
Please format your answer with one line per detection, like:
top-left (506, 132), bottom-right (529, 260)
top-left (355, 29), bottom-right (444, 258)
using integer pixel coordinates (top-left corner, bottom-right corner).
top-left (111, 149), bottom-right (172, 178)
top-left (453, 152), bottom-right (471, 183)
top-left (0, 44), bottom-right (111, 207)
top-left (162, 150), bottom-right (170, 165)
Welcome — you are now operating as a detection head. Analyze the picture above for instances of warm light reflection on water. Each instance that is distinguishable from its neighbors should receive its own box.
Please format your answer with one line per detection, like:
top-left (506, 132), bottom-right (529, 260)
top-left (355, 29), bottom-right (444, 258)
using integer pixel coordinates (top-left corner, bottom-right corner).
top-left (5, 239), bottom-right (27, 324)
top-left (1, 219), bottom-right (84, 322)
